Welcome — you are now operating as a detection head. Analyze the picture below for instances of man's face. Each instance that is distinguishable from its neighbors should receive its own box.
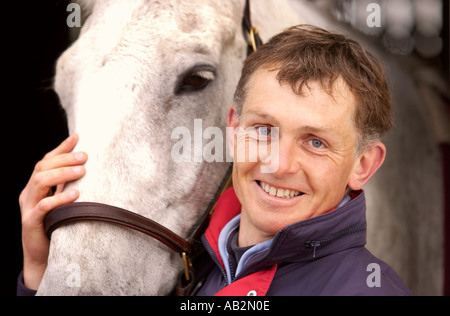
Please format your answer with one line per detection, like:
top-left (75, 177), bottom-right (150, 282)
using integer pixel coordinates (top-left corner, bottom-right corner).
top-left (230, 69), bottom-right (363, 244)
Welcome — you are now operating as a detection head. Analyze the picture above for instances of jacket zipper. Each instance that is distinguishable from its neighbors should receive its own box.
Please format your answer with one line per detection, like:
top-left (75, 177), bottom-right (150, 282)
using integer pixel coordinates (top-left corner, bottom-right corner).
top-left (205, 222), bottom-right (367, 287)
top-left (304, 222), bottom-right (367, 260)
top-left (236, 222), bottom-right (366, 280)
top-left (204, 242), bottom-right (230, 287)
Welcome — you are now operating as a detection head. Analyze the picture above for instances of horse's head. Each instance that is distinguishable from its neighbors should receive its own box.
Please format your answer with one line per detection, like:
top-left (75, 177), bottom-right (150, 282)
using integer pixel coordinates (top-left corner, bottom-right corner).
top-left (41, 0), bottom-right (249, 295)
top-left (56, 0), bottom-right (247, 227)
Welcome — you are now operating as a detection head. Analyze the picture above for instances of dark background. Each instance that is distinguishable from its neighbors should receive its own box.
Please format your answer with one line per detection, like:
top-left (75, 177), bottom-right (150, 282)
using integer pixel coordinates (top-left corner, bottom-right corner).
top-left (2, 1), bottom-right (70, 296)
top-left (1, 0), bottom-right (449, 296)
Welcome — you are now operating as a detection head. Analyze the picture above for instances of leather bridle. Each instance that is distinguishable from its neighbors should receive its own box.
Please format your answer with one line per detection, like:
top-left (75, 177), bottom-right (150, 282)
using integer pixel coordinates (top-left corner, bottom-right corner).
top-left (45, 168), bottom-right (233, 283)
top-left (44, 0), bottom-right (262, 295)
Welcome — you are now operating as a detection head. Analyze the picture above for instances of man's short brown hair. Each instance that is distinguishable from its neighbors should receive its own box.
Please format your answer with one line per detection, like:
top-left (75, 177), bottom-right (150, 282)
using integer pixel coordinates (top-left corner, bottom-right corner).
top-left (234, 25), bottom-right (393, 152)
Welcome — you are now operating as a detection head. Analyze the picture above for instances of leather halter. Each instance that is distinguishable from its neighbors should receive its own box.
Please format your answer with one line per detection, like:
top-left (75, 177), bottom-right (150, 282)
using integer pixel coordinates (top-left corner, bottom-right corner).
top-left (44, 0), bottom-right (262, 292)
top-left (45, 167), bottom-right (233, 284)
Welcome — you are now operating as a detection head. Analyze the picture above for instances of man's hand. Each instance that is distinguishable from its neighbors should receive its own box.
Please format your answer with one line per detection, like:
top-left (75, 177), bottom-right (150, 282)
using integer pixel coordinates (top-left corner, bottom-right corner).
top-left (19, 134), bottom-right (87, 290)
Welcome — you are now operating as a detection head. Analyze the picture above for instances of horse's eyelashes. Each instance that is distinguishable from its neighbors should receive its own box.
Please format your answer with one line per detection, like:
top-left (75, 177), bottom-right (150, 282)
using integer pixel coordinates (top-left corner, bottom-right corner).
top-left (183, 73), bottom-right (210, 88)
top-left (176, 67), bottom-right (216, 94)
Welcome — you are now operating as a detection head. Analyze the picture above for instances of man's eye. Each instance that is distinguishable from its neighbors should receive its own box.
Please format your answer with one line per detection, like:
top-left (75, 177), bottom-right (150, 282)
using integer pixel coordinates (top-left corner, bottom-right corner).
top-left (257, 127), bottom-right (271, 137)
top-left (310, 139), bottom-right (324, 148)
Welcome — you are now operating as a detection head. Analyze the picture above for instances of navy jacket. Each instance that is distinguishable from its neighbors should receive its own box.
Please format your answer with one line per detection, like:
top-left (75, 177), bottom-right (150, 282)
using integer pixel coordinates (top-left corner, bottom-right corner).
top-left (196, 188), bottom-right (412, 296)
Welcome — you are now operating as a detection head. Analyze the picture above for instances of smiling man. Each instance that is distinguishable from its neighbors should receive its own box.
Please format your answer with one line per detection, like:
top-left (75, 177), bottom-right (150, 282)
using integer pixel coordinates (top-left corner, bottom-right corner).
top-left (195, 25), bottom-right (411, 296)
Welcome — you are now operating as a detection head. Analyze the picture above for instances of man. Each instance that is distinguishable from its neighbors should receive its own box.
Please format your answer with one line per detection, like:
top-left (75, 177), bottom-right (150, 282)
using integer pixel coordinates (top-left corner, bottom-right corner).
top-left (18, 25), bottom-right (411, 296)
top-left (194, 25), bottom-right (411, 296)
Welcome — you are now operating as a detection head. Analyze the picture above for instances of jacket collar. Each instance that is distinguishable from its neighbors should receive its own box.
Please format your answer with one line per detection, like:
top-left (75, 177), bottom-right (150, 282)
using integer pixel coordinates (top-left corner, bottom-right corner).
top-left (204, 188), bottom-right (242, 269)
top-left (203, 188), bottom-right (367, 278)
top-left (264, 189), bottom-right (366, 265)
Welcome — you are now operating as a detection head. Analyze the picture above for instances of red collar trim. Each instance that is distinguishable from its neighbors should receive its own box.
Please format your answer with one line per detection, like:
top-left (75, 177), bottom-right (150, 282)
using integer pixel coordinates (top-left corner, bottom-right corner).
top-left (204, 188), bottom-right (241, 268)
top-left (214, 264), bottom-right (277, 297)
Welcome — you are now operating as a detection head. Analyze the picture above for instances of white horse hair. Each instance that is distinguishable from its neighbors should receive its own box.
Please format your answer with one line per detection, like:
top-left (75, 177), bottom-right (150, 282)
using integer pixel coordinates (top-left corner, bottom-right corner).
top-left (37, 0), bottom-right (444, 295)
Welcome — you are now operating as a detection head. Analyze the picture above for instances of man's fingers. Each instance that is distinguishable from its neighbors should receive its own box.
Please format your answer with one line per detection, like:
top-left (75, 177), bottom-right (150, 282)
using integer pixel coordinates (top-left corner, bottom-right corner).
top-left (33, 166), bottom-right (86, 191)
top-left (44, 134), bottom-right (79, 159)
top-left (34, 151), bottom-right (87, 173)
top-left (36, 190), bottom-right (80, 217)
top-left (22, 166), bottom-right (85, 208)
top-left (55, 184), bottom-right (65, 195)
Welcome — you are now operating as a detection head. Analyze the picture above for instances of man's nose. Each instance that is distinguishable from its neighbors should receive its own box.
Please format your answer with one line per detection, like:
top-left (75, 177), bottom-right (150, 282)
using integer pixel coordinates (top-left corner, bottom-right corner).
top-left (262, 138), bottom-right (300, 176)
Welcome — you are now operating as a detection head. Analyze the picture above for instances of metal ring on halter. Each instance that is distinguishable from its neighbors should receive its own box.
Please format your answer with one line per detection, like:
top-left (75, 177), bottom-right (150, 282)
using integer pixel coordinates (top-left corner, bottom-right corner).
top-left (249, 27), bottom-right (259, 53)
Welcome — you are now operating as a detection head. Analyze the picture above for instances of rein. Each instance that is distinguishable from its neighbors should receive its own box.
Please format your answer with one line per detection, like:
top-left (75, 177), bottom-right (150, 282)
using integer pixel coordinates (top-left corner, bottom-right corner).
top-left (44, 0), bottom-right (262, 295)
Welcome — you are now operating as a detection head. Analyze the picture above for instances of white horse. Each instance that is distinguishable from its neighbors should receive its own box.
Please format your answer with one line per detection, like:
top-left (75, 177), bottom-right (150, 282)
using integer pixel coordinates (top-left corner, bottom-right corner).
top-left (37, 0), bottom-right (444, 295)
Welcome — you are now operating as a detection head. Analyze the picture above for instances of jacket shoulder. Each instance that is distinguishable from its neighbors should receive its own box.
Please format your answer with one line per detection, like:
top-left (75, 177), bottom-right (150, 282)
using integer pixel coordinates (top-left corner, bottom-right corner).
top-left (268, 248), bottom-right (412, 296)
top-left (336, 248), bottom-right (412, 296)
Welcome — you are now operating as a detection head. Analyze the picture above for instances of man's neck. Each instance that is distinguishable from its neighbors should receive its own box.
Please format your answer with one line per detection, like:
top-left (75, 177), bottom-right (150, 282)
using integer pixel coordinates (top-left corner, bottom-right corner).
top-left (238, 210), bottom-right (275, 247)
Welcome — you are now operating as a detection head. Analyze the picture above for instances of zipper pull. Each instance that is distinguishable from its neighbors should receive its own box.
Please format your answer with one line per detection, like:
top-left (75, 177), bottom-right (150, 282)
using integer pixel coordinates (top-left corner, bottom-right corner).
top-left (304, 241), bottom-right (321, 259)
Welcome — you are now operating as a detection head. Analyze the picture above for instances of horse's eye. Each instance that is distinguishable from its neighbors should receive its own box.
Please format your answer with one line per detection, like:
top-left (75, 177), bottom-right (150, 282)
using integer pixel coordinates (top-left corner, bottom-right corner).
top-left (182, 73), bottom-right (210, 90)
top-left (176, 67), bottom-right (215, 94)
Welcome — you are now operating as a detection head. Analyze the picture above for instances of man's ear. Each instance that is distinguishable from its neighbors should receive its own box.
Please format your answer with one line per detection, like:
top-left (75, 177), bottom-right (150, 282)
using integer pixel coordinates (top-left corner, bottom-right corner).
top-left (348, 142), bottom-right (386, 191)
top-left (227, 105), bottom-right (240, 158)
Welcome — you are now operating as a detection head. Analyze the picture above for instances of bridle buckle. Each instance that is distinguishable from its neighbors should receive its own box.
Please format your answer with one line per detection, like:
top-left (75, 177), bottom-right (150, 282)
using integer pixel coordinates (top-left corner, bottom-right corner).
top-left (182, 252), bottom-right (192, 282)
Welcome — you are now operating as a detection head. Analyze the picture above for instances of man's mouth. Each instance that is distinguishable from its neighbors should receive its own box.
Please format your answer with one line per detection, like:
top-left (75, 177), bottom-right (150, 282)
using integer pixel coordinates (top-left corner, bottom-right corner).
top-left (257, 181), bottom-right (303, 199)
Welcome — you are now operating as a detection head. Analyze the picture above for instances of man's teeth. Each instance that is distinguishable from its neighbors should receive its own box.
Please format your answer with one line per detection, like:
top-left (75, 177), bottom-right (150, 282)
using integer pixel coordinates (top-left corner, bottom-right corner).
top-left (259, 182), bottom-right (302, 199)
